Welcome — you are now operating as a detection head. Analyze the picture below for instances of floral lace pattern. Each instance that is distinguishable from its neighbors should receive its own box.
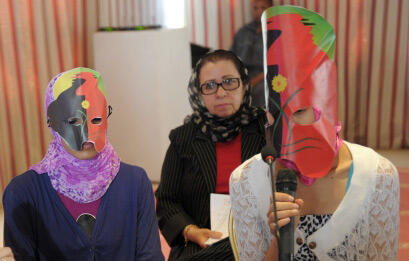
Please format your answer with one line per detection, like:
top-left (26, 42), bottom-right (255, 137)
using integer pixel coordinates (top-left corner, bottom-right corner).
top-left (230, 163), bottom-right (273, 261)
top-left (328, 156), bottom-right (399, 260)
top-left (327, 218), bottom-right (370, 260)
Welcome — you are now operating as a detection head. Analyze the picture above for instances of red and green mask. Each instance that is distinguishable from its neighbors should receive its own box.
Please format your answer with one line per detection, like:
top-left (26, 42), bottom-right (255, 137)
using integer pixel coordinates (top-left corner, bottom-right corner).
top-left (47, 68), bottom-right (108, 152)
top-left (262, 6), bottom-right (338, 178)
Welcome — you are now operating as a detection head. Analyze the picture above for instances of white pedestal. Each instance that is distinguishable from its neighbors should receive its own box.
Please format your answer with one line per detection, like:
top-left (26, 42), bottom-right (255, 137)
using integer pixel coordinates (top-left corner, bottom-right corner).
top-left (94, 28), bottom-right (192, 182)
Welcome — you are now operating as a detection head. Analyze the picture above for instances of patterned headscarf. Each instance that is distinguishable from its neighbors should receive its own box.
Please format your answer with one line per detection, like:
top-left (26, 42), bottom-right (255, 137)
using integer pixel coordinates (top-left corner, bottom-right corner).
top-left (31, 68), bottom-right (120, 203)
top-left (185, 50), bottom-right (264, 142)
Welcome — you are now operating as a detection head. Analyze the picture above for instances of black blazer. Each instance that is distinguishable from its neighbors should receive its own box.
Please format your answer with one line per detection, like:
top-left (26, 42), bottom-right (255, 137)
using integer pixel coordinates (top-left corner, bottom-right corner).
top-left (156, 114), bottom-right (266, 261)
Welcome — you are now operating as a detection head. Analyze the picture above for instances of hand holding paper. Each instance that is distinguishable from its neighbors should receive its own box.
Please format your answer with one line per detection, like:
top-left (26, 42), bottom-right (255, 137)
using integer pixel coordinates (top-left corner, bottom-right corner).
top-left (205, 193), bottom-right (231, 246)
top-left (187, 227), bottom-right (222, 248)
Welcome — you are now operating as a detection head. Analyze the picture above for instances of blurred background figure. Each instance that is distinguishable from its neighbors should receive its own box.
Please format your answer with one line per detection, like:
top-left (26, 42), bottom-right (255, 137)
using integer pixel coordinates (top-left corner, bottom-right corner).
top-left (230, 0), bottom-right (273, 108)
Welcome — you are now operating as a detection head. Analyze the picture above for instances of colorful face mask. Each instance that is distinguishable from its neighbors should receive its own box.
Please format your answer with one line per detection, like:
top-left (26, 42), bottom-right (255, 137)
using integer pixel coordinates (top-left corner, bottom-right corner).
top-left (262, 6), bottom-right (338, 178)
top-left (47, 68), bottom-right (108, 152)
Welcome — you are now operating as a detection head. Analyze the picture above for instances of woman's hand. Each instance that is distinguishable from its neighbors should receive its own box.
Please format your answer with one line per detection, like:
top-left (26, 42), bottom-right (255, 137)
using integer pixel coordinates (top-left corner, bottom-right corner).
top-left (267, 193), bottom-right (304, 235)
top-left (0, 247), bottom-right (14, 261)
top-left (186, 227), bottom-right (222, 248)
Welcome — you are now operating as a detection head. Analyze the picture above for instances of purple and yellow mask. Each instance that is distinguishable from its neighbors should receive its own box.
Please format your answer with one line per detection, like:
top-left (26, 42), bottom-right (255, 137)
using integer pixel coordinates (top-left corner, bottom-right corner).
top-left (47, 68), bottom-right (108, 152)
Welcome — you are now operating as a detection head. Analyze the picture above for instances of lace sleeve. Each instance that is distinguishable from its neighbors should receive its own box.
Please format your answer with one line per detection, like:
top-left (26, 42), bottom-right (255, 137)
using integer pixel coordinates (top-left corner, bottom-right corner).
top-left (230, 158), bottom-right (273, 261)
top-left (367, 156), bottom-right (400, 261)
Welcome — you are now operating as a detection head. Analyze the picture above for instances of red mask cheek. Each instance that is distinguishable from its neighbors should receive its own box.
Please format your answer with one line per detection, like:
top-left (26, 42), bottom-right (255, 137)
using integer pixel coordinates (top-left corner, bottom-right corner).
top-left (84, 100), bottom-right (108, 152)
top-left (75, 71), bottom-right (108, 152)
top-left (281, 117), bottom-right (337, 178)
top-left (87, 119), bottom-right (107, 152)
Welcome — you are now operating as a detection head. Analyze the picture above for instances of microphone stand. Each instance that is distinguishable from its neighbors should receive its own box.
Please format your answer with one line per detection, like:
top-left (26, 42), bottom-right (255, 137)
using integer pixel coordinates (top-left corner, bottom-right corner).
top-left (266, 157), bottom-right (280, 240)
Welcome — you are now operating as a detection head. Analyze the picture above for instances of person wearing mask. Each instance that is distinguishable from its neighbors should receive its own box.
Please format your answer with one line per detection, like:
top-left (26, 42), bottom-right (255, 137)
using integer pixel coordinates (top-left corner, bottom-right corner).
top-left (230, 6), bottom-right (399, 261)
top-left (156, 50), bottom-right (266, 260)
top-left (3, 68), bottom-right (164, 260)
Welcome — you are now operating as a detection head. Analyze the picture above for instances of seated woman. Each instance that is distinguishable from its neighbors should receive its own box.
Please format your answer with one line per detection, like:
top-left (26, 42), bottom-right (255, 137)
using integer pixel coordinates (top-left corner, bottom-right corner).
top-left (229, 6), bottom-right (399, 261)
top-left (155, 50), bottom-right (266, 260)
top-left (3, 68), bottom-right (164, 260)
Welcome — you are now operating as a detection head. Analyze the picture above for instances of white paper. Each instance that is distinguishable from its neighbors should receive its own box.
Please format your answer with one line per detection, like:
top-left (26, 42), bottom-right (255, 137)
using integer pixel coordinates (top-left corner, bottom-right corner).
top-left (205, 193), bottom-right (231, 246)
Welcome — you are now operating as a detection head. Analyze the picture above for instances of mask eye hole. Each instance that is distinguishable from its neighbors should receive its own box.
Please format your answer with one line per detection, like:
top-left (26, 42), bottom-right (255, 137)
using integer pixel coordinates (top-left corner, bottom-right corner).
top-left (67, 117), bottom-right (83, 126)
top-left (291, 107), bottom-right (316, 125)
top-left (91, 117), bottom-right (102, 125)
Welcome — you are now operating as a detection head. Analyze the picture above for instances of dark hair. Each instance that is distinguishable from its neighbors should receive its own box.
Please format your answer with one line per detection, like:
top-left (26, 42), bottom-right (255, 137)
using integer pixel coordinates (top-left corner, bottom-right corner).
top-left (194, 49), bottom-right (249, 88)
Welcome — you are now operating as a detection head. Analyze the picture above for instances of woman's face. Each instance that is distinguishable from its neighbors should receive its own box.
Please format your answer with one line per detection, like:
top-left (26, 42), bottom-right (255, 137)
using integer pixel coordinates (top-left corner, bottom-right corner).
top-left (199, 60), bottom-right (245, 118)
top-left (62, 139), bottom-right (98, 160)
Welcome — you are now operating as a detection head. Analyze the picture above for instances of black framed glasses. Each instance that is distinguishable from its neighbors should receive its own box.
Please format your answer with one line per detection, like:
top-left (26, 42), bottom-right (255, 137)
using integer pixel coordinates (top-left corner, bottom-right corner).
top-left (199, 77), bottom-right (241, 95)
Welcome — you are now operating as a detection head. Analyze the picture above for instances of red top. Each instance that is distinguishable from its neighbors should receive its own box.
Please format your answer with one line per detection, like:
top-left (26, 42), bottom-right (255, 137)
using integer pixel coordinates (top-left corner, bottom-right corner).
top-left (58, 192), bottom-right (101, 221)
top-left (215, 133), bottom-right (242, 194)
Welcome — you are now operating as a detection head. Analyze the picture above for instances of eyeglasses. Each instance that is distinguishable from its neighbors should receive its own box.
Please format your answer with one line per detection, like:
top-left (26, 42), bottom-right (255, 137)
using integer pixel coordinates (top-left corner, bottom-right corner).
top-left (199, 77), bottom-right (241, 95)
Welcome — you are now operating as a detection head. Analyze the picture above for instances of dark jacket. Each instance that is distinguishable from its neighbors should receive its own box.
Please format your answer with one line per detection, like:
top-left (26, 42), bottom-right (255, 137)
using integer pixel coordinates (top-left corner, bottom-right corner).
top-left (156, 114), bottom-right (266, 260)
top-left (3, 163), bottom-right (164, 261)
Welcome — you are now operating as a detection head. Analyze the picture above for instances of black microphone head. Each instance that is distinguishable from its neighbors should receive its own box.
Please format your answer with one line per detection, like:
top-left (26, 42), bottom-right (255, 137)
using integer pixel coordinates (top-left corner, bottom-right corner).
top-left (276, 169), bottom-right (298, 193)
top-left (261, 145), bottom-right (278, 163)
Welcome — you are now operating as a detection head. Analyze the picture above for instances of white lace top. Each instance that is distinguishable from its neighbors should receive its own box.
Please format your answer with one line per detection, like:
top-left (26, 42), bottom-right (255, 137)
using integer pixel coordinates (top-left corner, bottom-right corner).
top-left (229, 142), bottom-right (400, 261)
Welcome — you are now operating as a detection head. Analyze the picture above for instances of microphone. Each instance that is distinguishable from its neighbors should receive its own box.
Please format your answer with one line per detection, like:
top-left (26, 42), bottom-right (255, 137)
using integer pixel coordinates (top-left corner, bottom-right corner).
top-left (261, 145), bottom-right (278, 165)
top-left (276, 169), bottom-right (298, 261)
top-left (261, 145), bottom-right (280, 239)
